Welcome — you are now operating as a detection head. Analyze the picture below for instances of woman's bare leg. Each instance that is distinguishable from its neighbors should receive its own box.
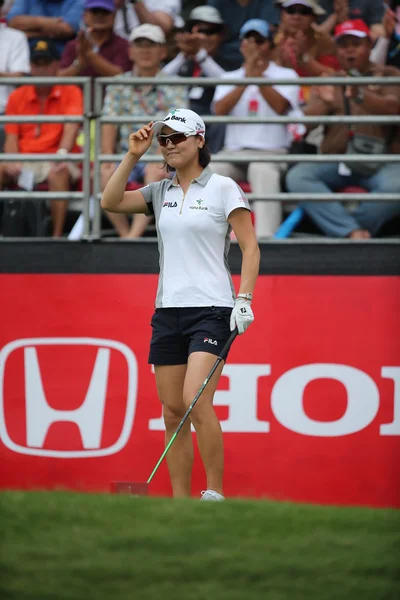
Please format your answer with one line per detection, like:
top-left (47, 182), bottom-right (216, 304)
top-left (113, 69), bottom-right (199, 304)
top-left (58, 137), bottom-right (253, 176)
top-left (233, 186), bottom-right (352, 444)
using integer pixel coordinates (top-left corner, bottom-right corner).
top-left (154, 363), bottom-right (193, 497)
top-left (183, 352), bottom-right (225, 496)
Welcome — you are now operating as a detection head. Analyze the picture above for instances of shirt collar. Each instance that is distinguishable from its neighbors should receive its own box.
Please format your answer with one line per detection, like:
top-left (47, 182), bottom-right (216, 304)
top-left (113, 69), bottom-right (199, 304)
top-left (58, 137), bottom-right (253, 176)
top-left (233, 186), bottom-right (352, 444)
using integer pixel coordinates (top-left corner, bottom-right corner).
top-left (167, 166), bottom-right (213, 189)
top-left (26, 85), bottom-right (62, 103)
top-left (194, 165), bottom-right (213, 186)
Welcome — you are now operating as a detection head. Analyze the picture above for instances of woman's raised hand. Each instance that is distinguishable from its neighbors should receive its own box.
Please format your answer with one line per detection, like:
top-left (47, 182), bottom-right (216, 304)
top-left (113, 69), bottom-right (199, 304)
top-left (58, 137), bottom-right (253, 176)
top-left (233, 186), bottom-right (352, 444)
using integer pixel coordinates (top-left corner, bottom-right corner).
top-left (128, 122), bottom-right (155, 158)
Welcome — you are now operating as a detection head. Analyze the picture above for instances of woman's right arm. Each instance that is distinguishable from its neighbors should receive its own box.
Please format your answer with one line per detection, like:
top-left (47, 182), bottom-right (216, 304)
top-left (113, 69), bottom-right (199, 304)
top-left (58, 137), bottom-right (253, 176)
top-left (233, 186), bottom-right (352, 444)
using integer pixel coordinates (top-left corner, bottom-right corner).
top-left (100, 123), bottom-right (155, 214)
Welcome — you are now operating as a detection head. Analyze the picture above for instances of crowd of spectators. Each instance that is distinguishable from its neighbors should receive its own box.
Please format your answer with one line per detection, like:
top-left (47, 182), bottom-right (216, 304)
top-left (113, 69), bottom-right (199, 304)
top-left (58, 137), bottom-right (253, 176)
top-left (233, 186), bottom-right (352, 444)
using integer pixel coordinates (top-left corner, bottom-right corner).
top-left (0, 0), bottom-right (399, 239)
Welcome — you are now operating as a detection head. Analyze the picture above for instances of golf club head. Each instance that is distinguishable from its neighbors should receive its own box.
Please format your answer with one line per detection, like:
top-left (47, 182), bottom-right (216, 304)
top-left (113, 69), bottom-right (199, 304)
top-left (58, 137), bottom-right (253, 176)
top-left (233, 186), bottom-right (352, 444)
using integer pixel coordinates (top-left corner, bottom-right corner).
top-left (111, 481), bottom-right (149, 496)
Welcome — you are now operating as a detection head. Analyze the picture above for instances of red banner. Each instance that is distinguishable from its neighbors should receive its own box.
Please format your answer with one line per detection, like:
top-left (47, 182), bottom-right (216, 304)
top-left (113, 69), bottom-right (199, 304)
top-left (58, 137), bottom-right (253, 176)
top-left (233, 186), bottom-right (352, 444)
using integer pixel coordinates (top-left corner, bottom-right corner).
top-left (1, 274), bottom-right (399, 507)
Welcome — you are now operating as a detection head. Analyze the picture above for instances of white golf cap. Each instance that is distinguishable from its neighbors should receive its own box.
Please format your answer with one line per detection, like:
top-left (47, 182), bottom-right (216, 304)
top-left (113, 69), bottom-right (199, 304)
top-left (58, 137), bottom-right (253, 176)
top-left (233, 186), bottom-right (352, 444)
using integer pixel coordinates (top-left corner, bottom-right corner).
top-left (278, 0), bottom-right (325, 16)
top-left (129, 23), bottom-right (166, 44)
top-left (152, 109), bottom-right (206, 138)
top-left (187, 6), bottom-right (224, 26)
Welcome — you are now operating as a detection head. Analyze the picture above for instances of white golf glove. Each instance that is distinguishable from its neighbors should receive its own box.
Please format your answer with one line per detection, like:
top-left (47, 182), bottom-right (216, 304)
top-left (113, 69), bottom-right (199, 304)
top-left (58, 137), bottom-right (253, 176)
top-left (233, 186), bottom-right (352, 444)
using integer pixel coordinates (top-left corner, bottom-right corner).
top-left (230, 297), bottom-right (254, 335)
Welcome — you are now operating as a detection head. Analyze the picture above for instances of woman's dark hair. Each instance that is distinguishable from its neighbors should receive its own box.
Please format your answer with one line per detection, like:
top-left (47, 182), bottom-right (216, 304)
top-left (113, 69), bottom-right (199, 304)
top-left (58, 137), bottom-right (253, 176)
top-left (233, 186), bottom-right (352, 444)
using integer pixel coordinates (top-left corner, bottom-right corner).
top-left (163, 139), bottom-right (211, 173)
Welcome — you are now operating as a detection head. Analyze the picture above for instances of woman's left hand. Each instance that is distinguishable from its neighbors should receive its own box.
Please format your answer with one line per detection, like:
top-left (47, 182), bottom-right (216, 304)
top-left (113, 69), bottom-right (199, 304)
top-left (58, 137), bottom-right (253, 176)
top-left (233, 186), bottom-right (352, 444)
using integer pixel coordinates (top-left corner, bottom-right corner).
top-left (230, 298), bottom-right (254, 335)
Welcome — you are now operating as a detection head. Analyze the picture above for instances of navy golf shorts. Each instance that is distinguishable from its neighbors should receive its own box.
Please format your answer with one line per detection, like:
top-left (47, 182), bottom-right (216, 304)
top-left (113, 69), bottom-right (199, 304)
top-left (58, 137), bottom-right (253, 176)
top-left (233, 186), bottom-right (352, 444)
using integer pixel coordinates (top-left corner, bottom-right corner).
top-left (148, 306), bottom-right (233, 365)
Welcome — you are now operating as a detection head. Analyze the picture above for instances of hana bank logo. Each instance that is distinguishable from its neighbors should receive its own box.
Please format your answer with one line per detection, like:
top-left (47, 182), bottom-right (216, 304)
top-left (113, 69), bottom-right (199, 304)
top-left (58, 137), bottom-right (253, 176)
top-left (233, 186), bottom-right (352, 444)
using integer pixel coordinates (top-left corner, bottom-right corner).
top-left (0, 338), bottom-right (138, 458)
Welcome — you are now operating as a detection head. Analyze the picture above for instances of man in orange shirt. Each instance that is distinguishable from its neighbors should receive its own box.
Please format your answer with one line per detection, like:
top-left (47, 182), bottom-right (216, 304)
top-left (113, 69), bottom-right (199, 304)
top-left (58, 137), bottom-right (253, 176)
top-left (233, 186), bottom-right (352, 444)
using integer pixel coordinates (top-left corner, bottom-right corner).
top-left (1, 39), bottom-right (83, 237)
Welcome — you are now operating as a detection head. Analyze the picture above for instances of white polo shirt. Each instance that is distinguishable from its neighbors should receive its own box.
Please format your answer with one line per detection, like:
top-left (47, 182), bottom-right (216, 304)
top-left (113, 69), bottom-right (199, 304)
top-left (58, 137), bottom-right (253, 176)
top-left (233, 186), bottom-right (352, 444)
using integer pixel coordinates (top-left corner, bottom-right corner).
top-left (212, 61), bottom-right (300, 151)
top-left (0, 24), bottom-right (30, 113)
top-left (140, 166), bottom-right (251, 308)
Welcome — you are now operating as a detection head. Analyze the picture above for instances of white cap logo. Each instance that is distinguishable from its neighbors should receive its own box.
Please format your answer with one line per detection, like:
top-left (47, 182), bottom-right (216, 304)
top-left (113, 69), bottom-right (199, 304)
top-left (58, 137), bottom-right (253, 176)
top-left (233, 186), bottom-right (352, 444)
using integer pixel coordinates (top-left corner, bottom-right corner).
top-left (152, 109), bottom-right (206, 138)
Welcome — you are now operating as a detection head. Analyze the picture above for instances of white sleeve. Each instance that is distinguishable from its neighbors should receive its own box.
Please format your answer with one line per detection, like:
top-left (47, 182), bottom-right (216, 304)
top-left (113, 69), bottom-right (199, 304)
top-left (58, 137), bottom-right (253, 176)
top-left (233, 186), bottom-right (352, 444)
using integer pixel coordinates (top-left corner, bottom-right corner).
top-left (161, 52), bottom-right (186, 75)
top-left (222, 177), bottom-right (251, 219)
top-left (370, 37), bottom-right (390, 65)
top-left (7, 31), bottom-right (30, 73)
top-left (196, 50), bottom-right (225, 77)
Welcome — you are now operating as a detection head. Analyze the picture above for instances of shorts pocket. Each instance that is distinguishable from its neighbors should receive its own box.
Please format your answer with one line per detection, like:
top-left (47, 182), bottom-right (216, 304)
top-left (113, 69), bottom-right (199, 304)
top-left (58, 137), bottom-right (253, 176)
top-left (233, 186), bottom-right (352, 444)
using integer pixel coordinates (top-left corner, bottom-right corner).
top-left (212, 307), bottom-right (232, 326)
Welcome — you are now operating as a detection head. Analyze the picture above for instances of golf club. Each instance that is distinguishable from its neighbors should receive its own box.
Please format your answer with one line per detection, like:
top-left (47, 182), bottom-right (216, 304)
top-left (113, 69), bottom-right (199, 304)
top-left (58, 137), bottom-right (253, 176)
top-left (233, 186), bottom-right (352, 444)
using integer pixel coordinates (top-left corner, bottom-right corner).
top-left (112, 327), bottom-right (238, 496)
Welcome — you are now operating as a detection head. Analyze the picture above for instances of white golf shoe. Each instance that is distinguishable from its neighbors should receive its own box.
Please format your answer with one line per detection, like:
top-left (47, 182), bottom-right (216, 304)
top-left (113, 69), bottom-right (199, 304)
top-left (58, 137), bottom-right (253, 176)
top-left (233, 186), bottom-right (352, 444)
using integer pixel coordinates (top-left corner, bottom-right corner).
top-left (200, 490), bottom-right (225, 501)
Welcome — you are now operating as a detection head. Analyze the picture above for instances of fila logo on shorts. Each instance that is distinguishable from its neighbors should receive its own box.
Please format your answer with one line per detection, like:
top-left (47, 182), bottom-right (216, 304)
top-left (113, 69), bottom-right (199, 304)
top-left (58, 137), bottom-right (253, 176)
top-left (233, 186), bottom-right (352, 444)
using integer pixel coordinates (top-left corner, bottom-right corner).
top-left (204, 338), bottom-right (218, 346)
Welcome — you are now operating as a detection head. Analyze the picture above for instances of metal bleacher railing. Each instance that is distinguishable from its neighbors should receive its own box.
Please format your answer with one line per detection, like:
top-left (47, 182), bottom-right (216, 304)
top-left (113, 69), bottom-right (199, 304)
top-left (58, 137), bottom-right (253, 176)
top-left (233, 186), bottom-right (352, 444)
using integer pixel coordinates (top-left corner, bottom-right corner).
top-left (1, 75), bottom-right (400, 240)
top-left (96, 75), bottom-right (400, 240)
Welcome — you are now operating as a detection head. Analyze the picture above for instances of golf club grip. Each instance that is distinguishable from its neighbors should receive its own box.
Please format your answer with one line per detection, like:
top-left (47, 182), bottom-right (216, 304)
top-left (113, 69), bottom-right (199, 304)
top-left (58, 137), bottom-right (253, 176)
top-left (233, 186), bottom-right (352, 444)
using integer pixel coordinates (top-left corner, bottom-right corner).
top-left (219, 328), bottom-right (238, 361)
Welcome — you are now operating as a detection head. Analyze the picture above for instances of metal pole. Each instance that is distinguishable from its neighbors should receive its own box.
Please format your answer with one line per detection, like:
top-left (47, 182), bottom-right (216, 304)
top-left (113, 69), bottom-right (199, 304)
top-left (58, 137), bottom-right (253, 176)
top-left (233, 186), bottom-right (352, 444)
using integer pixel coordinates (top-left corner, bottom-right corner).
top-left (100, 115), bottom-right (400, 125)
top-left (91, 80), bottom-right (103, 240)
top-left (0, 153), bottom-right (84, 162)
top-left (82, 79), bottom-right (92, 240)
top-left (0, 192), bottom-right (83, 200)
top-left (97, 75), bottom-right (400, 87)
top-left (92, 191), bottom-right (400, 203)
top-left (0, 116), bottom-right (83, 124)
top-left (98, 152), bottom-right (400, 164)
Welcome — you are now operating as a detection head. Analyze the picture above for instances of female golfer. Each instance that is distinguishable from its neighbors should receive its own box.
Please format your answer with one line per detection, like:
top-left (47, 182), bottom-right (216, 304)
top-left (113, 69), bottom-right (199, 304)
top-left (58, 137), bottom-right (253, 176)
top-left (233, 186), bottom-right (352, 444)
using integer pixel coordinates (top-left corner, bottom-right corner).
top-left (102, 108), bottom-right (260, 500)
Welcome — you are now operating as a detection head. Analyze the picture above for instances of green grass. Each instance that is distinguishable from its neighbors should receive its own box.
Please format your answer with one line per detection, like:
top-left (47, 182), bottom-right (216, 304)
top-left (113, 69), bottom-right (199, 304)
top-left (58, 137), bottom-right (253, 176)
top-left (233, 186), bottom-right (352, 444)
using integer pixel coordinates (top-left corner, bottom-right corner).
top-left (0, 491), bottom-right (399, 600)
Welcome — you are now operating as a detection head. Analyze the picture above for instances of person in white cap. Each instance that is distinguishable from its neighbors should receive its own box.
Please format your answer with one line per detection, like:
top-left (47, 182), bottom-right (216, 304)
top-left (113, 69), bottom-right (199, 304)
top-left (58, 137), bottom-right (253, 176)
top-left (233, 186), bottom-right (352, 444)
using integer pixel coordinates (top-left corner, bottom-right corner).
top-left (162, 5), bottom-right (226, 153)
top-left (101, 23), bottom-right (188, 238)
top-left (101, 108), bottom-right (260, 501)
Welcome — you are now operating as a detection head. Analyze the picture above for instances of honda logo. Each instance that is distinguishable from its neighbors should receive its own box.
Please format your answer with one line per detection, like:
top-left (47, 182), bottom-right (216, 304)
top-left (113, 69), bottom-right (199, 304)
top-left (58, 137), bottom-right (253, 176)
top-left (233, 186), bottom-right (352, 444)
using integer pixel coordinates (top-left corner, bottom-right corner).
top-left (0, 338), bottom-right (138, 458)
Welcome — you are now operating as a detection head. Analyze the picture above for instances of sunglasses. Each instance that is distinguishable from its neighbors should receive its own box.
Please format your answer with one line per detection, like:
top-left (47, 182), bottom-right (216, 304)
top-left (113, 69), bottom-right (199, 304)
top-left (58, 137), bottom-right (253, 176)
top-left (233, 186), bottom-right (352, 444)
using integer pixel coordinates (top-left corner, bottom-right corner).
top-left (157, 132), bottom-right (197, 147)
top-left (244, 33), bottom-right (268, 45)
top-left (284, 5), bottom-right (314, 16)
top-left (196, 26), bottom-right (223, 36)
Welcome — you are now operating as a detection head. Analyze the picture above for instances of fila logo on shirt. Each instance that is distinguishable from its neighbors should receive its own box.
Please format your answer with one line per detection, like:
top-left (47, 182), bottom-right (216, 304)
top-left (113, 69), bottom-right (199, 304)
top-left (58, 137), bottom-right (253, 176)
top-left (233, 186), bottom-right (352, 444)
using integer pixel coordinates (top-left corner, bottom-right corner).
top-left (163, 201), bottom-right (178, 208)
top-left (190, 199), bottom-right (208, 211)
top-left (204, 338), bottom-right (218, 346)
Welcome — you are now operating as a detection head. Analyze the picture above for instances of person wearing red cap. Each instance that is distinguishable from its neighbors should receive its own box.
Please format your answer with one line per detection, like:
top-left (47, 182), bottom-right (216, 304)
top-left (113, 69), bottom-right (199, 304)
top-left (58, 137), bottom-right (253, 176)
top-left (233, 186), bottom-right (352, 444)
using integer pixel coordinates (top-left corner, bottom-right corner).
top-left (286, 19), bottom-right (400, 238)
top-left (316, 0), bottom-right (385, 42)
